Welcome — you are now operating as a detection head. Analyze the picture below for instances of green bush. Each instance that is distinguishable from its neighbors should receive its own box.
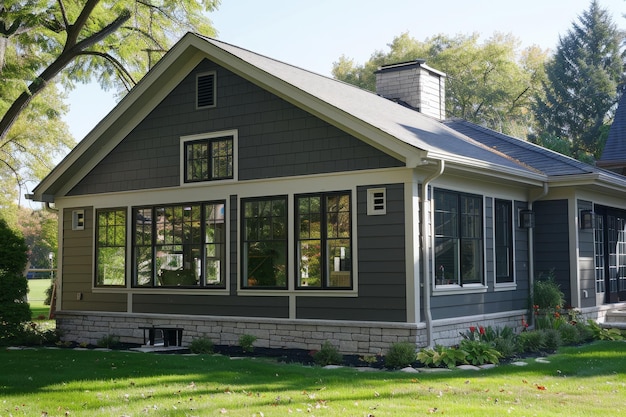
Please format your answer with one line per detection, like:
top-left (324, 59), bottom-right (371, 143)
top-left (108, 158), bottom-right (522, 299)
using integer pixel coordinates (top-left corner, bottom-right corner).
top-left (557, 322), bottom-right (581, 345)
top-left (0, 219), bottom-right (30, 338)
top-left (238, 334), bottom-right (257, 353)
top-left (517, 330), bottom-right (546, 353)
top-left (189, 336), bottom-right (214, 354)
top-left (540, 329), bottom-right (562, 351)
top-left (586, 320), bottom-right (625, 341)
top-left (534, 273), bottom-right (565, 309)
top-left (313, 341), bottom-right (343, 366)
top-left (459, 339), bottom-right (502, 365)
top-left (97, 334), bottom-right (121, 348)
top-left (417, 345), bottom-right (468, 369)
top-left (575, 321), bottom-right (595, 342)
top-left (384, 341), bottom-right (417, 369)
top-left (493, 335), bottom-right (518, 358)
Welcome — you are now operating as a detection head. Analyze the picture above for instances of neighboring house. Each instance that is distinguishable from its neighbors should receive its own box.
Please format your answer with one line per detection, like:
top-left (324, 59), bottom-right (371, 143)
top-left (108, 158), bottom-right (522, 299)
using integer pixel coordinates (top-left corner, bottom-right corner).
top-left (28, 33), bottom-right (626, 353)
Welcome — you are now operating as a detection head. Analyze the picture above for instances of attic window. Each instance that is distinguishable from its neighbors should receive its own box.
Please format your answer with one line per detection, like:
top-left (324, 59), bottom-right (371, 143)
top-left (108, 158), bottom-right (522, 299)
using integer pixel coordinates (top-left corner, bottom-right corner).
top-left (367, 188), bottom-right (386, 215)
top-left (196, 72), bottom-right (216, 109)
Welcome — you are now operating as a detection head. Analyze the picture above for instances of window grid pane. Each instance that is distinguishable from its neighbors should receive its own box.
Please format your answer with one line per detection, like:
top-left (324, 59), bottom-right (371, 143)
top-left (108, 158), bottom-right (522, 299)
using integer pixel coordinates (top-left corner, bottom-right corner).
top-left (96, 209), bottom-right (126, 286)
top-left (495, 200), bottom-right (513, 283)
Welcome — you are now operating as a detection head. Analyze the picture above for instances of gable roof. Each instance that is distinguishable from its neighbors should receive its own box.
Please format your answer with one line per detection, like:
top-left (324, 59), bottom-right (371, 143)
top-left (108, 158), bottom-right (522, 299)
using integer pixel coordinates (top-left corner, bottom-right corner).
top-left (30, 33), bottom-right (626, 202)
top-left (598, 92), bottom-right (626, 169)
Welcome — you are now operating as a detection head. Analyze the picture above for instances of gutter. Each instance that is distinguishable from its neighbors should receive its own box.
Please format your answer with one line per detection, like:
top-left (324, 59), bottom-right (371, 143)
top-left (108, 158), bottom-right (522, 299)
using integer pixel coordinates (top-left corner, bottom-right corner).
top-left (528, 182), bottom-right (549, 326)
top-left (421, 159), bottom-right (445, 348)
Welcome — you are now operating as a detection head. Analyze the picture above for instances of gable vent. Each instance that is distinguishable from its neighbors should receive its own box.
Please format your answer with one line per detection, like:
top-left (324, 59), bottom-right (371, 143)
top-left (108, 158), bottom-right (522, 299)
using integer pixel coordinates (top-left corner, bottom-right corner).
top-left (197, 72), bottom-right (216, 108)
top-left (367, 188), bottom-right (387, 215)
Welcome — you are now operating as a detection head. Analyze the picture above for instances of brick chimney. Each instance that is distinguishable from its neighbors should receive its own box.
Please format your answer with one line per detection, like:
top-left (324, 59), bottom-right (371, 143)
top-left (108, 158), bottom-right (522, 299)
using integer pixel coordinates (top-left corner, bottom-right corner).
top-left (375, 60), bottom-right (446, 120)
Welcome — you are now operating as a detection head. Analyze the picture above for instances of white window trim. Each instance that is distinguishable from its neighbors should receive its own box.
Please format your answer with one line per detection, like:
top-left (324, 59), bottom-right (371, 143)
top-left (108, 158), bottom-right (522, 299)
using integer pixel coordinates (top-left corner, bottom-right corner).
top-left (72, 209), bottom-right (85, 231)
top-left (179, 129), bottom-right (238, 186)
top-left (367, 187), bottom-right (387, 215)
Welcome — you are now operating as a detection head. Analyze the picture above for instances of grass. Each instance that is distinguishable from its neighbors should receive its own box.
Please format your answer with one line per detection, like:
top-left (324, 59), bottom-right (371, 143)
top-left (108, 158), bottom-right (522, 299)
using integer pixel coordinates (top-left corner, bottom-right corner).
top-left (27, 278), bottom-right (52, 320)
top-left (1, 341), bottom-right (624, 416)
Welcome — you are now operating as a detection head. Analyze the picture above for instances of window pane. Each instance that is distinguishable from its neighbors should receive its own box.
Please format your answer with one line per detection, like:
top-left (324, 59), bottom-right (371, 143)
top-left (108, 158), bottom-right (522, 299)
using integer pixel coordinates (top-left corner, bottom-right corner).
top-left (495, 200), bottom-right (513, 283)
top-left (186, 141), bottom-right (208, 181)
top-left (242, 198), bottom-right (287, 288)
top-left (435, 236), bottom-right (459, 285)
top-left (461, 240), bottom-right (482, 284)
top-left (212, 138), bottom-right (233, 179)
top-left (327, 239), bottom-right (351, 287)
top-left (298, 240), bottom-right (321, 287)
top-left (96, 209), bottom-right (126, 286)
top-left (204, 202), bottom-right (225, 285)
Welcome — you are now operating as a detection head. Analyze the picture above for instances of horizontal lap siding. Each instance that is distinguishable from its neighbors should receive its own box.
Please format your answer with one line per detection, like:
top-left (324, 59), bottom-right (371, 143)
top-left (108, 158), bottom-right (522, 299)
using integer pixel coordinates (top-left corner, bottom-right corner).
top-left (61, 207), bottom-right (127, 312)
top-left (132, 294), bottom-right (289, 317)
top-left (296, 184), bottom-right (407, 322)
top-left (578, 200), bottom-right (596, 308)
top-left (430, 200), bottom-right (531, 321)
top-left (69, 60), bottom-right (402, 195)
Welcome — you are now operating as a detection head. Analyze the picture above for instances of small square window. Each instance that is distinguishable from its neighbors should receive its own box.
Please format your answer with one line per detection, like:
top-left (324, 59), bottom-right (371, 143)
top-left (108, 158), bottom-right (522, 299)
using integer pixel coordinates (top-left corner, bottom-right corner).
top-left (184, 135), bottom-right (234, 183)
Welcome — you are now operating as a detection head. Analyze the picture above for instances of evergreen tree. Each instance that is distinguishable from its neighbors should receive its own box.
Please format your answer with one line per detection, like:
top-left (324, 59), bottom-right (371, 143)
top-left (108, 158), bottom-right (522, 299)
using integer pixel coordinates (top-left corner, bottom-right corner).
top-left (0, 218), bottom-right (30, 337)
top-left (533, 0), bottom-right (624, 161)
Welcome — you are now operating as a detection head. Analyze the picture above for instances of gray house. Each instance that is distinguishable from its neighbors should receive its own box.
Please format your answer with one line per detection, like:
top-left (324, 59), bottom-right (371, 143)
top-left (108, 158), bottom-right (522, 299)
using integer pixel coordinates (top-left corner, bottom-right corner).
top-left (28, 33), bottom-right (626, 353)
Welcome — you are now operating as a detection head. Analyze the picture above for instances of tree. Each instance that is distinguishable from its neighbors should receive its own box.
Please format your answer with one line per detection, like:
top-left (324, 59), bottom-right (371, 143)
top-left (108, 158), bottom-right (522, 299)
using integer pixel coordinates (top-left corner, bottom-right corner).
top-left (0, 217), bottom-right (30, 337)
top-left (533, 0), bottom-right (624, 161)
top-left (0, 0), bottom-right (220, 195)
top-left (332, 32), bottom-right (548, 137)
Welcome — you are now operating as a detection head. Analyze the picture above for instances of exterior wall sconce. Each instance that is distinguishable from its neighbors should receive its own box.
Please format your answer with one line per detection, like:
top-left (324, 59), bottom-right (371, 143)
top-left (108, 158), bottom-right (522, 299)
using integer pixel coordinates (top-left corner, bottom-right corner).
top-left (580, 210), bottom-right (595, 230)
top-left (519, 209), bottom-right (535, 229)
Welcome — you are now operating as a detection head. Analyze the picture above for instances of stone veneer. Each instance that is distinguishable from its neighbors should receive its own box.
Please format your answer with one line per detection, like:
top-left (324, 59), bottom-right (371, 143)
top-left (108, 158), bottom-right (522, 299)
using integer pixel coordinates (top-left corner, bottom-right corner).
top-left (54, 309), bottom-right (544, 354)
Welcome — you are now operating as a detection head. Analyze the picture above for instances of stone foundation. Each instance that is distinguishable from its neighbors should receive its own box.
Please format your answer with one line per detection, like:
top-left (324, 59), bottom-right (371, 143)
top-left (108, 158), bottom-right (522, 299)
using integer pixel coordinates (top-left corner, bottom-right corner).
top-left (431, 309), bottom-right (528, 346)
top-left (55, 311), bottom-right (426, 355)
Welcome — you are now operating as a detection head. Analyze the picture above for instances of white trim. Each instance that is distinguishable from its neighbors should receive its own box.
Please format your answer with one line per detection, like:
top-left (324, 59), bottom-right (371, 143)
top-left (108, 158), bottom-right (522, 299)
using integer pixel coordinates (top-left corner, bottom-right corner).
top-left (405, 177), bottom-right (420, 323)
top-left (367, 187), bottom-right (387, 215)
top-left (71, 209), bottom-right (85, 230)
top-left (432, 284), bottom-right (488, 296)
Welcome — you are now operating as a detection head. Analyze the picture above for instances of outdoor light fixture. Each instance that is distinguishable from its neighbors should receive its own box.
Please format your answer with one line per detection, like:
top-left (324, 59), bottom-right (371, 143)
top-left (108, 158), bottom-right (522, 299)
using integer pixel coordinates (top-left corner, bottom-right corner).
top-left (519, 209), bottom-right (535, 229)
top-left (580, 210), bottom-right (595, 230)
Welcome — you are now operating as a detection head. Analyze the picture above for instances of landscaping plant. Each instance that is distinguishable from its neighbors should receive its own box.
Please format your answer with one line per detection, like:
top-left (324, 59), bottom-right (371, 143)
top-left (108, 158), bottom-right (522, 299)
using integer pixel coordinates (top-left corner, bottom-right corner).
top-left (312, 340), bottom-right (343, 366)
top-left (238, 333), bottom-right (257, 353)
top-left (384, 341), bottom-right (417, 369)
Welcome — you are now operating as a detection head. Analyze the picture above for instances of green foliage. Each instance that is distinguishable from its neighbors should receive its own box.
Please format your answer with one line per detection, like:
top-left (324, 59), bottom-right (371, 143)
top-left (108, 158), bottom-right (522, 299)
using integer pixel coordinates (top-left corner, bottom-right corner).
top-left (459, 340), bottom-right (502, 365)
top-left (417, 345), bottom-right (468, 369)
top-left (493, 334), bottom-right (519, 358)
top-left (333, 31), bottom-right (548, 137)
top-left (384, 341), bottom-right (417, 369)
top-left (540, 329), bottom-right (562, 351)
top-left (534, 273), bottom-right (565, 310)
top-left (238, 334), bottom-right (257, 353)
top-left (533, 0), bottom-right (624, 161)
top-left (189, 337), bottom-right (214, 354)
top-left (97, 334), bottom-right (120, 349)
top-left (0, 219), bottom-right (30, 337)
top-left (312, 341), bottom-right (343, 366)
top-left (0, 322), bottom-right (60, 347)
top-left (586, 320), bottom-right (625, 341)
top-left (517, 330), bottom-right (546, 353)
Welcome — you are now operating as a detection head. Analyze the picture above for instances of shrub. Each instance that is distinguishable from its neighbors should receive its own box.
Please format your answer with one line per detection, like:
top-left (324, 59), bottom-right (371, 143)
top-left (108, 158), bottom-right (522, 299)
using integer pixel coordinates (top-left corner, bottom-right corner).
top-left (417, 345), bottom-right (468, 369)
top-left (540, 329), bottom-right (561, 351)
top-left (459, 340), bottom-right (502, 365)
top-left (557, 322), bottom-right (581, 345)
top-left (0, 219), bottom-right (30, 338)
top-left (517, 330), bottom-right (545, 353)
top-left (586, 320), bottom-right (625, 341)
top-left (238, 334), bottom-right (257, 353)
top-left (575, 321), bottom-right (595, 342)
top-left (384, 341), bottom-right (417, 369)
top-left (189, 336), bottom-right (214, 354)
top-left (313, 341), bottom-right (342, 366)
top-left (534, 273), bottom-right (565, 309)
top-left (97, 334), bottom-right (120, 348)
top-left (493, 335), bottom-right (518, 358)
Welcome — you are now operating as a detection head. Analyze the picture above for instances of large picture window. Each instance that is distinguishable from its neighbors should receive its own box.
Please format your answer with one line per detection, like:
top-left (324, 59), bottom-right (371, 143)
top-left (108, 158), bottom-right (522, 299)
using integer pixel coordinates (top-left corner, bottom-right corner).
top-left (242, 197), bottom-right (288, 288)
top-left (434, 189), bottom-right (483, 286)
top-left (184, 135), bottom-right (233, 183)
top-left (133, 202), bottom-right (226, 287)
top-left (296, 192), bottom-right (352, 288)
top-left (495, 199), bottom-right (514, 284)
top-left (95, 208), bottom-right (127, 286)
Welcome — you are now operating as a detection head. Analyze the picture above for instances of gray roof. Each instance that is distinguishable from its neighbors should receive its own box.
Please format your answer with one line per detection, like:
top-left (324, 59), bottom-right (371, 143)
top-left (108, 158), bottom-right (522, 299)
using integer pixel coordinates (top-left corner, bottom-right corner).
top-left (599, 92), bottom-right (626, 165)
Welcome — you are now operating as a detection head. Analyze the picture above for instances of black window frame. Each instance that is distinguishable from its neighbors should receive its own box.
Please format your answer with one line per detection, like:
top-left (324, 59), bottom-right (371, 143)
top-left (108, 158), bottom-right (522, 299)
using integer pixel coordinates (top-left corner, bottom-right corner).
top-left (494, 199), bottom-right (514, 284)
top-left (183, 135), bottom-right (234, 183)
top-left (434, 189), bottom-right (484, 287)
top-left (132, 201), bottom-right (227, 288)
top-left (95, 208), bottom-right (127, 287)
top-left (296, 191), bottom-right (352, 290)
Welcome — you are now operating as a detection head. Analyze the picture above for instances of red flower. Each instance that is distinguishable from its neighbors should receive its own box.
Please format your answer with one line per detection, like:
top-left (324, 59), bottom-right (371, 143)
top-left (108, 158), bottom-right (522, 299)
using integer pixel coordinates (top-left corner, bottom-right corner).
top-left (554, 312), bottom-right (561, 318)
top-left (479, 326), bottom-right (485, 335)
top-left (469, 326), bottom-right (476, 333)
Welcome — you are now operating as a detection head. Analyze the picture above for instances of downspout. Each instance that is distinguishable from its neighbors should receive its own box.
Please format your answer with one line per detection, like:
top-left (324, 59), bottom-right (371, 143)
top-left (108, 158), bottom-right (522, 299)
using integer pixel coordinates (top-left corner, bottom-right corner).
top-left (421, 159), bottom-right (445, 348)
top-left (528, 182), bottom-right (549, 327)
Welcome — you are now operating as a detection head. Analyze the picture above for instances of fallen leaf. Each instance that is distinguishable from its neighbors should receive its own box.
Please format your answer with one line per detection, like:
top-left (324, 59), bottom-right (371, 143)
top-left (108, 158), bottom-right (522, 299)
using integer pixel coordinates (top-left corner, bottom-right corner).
top-left (536, 385), bottom-right (547, 390)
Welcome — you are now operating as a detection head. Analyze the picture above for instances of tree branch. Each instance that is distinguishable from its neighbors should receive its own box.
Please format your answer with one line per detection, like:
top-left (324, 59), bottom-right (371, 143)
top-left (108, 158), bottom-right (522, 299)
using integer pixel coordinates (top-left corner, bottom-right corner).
top-left (76, 50), bottom-right (137, 88)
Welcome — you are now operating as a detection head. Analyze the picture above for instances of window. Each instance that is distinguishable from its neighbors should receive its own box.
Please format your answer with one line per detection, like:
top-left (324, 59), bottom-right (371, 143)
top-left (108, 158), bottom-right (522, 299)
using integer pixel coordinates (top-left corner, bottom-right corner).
top-left (184, 135), bottom-right (233, 183)
top-left (242, 197), bottom-right (287, 288)
top-left (196, 72), bottom-right (216, 108)
top-left (95, 208), bottom-right (127, 286)
top-left (133, 202), bottom-right (226, 288)
top-left (495, 199), bottom-right (514, 284)
top-left (595, 214), bottom-right (605, 293)
top-left (434, 189), bottom-right (483, 286)
top-left (297, 192), bottom-right (352, 288)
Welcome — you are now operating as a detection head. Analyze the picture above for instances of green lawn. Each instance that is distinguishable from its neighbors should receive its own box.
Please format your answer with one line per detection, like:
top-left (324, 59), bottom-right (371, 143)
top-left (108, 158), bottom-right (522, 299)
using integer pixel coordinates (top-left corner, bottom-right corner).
top-left (1, 341), bottom-right (624, 416)
top-left (27, 278), bottom-right (52, 320)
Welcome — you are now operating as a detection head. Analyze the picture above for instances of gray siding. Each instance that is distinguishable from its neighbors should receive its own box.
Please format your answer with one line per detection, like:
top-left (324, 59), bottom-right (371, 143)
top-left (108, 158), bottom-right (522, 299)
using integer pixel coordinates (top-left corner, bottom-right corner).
top-left (132, 294), bottom-right (289, 317)
top-left (69, 59), bottom-right (402, 196)
top-left (61, 207), bottom-right (127, 312)
top-left (578, 200), bottom-right (596, 308)
top-left (430, 200), bottom-right (530, 320)
top-left (533, 200), bottom-right (571, 304)
top-left (296, 184), bottom-right (407, 322)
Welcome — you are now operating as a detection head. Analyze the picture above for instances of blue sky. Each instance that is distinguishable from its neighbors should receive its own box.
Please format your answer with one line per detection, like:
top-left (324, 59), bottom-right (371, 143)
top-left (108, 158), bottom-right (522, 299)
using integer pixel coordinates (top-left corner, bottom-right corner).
top-left (65, 0), bottom-right (626, 140)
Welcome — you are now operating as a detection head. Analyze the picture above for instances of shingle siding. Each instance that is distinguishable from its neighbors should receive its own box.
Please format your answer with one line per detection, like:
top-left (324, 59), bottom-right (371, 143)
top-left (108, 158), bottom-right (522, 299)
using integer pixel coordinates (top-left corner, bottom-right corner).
top-left (68, 60), bottom-right (403, 196)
